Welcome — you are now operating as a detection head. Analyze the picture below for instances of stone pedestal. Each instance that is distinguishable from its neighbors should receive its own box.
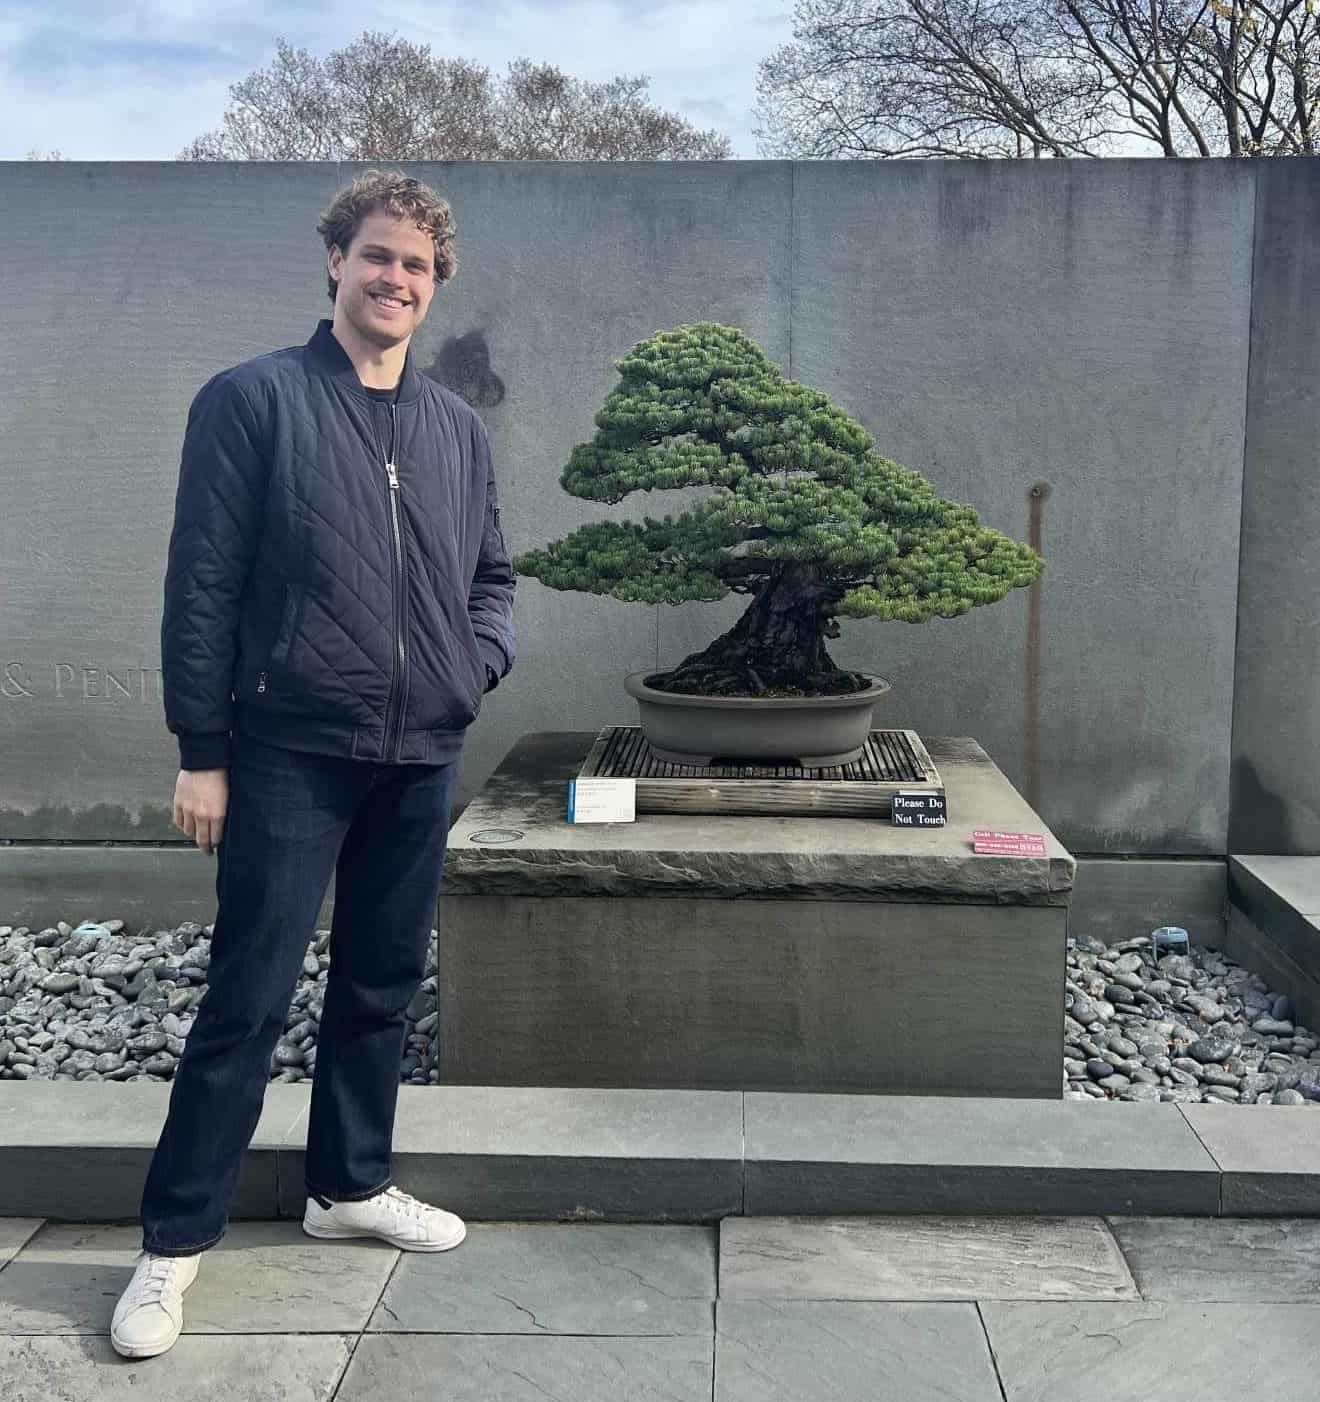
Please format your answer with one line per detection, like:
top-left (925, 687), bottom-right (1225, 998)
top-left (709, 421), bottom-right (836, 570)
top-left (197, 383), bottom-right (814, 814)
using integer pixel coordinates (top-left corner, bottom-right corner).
top-left (440, 733), bottom-right (1075, 1098)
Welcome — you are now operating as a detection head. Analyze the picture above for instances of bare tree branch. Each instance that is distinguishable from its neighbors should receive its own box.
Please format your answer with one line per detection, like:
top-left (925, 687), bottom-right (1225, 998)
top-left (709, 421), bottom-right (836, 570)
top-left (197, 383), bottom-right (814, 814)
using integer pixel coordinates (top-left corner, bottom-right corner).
top-left (754, 0), bottom-right (1320, 157)
top-left (178, 31), bottom-right (732, 161)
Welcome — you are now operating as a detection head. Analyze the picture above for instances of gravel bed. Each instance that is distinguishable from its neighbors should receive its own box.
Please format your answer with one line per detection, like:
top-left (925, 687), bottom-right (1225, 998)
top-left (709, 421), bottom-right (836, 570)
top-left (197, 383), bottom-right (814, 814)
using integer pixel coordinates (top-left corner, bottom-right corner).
top-left (1065, 932), bottom-right (1320, 1104)
top-left (0, 919), bottom-right (440, 1086)
top-left (1, 918), bottom-right (1317, 1103)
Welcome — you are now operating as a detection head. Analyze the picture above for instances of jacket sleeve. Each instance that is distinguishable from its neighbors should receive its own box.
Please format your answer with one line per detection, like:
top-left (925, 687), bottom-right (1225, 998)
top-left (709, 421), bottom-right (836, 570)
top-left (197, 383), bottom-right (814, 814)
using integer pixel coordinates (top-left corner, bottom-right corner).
top-left (161, 372), bottom-right (269, 770)
top-left (467, 416), bottom-right (516, 692)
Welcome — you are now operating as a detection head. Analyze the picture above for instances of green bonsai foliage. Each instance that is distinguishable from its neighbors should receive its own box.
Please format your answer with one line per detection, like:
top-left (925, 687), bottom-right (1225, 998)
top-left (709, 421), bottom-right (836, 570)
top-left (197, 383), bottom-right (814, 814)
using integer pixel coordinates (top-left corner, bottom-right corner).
top-left (514, 322), bottom-right (1044, 697)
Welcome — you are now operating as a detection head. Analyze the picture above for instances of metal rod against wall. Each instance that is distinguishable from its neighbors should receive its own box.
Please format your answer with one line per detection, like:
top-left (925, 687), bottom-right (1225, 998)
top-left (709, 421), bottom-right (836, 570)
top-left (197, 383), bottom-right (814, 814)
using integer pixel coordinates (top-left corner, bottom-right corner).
top-left (1025, 481), bottom-right (1050, 813)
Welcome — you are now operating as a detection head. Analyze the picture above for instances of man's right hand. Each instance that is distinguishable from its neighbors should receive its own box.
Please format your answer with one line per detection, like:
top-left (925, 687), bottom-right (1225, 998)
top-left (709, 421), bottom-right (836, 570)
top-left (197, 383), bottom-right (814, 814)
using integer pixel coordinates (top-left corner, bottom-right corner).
top-left (173, 768), bottom-right (229, 856)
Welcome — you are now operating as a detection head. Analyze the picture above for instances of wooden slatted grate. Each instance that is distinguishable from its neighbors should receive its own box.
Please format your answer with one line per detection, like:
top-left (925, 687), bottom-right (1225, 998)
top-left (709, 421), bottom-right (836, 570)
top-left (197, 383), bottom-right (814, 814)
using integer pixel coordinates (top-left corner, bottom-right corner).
top-left (578, 726), bottom-right (944, 817)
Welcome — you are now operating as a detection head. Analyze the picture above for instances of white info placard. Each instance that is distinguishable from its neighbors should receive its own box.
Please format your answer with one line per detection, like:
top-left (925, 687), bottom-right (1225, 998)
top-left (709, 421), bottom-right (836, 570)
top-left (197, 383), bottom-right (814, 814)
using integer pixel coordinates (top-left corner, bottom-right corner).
top-left (567, 777), bottom-right (637, 823)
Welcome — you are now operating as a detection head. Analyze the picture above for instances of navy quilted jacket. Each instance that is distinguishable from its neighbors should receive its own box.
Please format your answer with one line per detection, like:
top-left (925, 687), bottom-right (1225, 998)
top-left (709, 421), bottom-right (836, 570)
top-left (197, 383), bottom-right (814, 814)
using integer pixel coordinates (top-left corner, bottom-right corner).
top-left (161, 319), bottom-right (516, 771)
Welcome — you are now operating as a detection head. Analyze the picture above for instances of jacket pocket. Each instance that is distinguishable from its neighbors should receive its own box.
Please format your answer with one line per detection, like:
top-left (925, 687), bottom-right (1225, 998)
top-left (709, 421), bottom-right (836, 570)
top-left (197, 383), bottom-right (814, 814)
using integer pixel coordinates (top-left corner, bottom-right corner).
top-left (432, 620), bottom-right (484, 727)
top-left (266, 583), bottom-right (302, 676)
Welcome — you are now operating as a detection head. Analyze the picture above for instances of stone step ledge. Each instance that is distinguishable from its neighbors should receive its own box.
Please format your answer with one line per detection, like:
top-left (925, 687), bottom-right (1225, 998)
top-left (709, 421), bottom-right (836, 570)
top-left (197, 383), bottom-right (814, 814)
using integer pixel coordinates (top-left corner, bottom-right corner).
top-left (1227, 855), bottom-right (1320, 1035)
top-left (1, 1083), bottom-right (1317, 1222)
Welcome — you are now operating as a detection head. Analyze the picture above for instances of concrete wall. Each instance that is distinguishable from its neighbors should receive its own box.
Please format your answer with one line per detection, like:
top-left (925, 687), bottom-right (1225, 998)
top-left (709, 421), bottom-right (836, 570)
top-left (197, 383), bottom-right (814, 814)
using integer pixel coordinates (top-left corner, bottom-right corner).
top-left (0, 157), bottom-right (1314, 861)
top-left (789, 160), bottom-right (1253, 855)
top-left (1230, 160), bottom-right (1320, 855)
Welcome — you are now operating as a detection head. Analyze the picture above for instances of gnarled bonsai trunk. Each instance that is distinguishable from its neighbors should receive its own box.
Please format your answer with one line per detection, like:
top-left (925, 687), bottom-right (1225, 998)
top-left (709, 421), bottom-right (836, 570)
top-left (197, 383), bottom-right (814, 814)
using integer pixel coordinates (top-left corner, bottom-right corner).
top-left (650, 562), bottom-right (870, 697)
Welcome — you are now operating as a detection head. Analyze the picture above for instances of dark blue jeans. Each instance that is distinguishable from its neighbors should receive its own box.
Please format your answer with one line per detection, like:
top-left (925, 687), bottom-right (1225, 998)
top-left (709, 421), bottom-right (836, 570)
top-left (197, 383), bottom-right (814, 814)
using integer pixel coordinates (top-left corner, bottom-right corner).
top-left (140, 731), bottom-right (458, 1256)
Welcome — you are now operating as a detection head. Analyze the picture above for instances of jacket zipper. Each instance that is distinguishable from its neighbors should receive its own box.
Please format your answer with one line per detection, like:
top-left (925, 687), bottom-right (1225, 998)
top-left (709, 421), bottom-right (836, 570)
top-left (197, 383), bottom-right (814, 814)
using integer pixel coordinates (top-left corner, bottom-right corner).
top-left (379, 400), bottom-right (407, 762)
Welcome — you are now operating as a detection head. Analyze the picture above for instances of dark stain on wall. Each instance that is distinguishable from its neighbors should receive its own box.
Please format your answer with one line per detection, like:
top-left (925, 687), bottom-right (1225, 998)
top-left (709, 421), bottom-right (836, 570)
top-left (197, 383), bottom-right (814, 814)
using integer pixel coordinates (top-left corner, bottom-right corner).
top-left (1229, 756), bottom-right (1295, 855)
top-left (421, 330), bottom-right (505, 409)
top-left (936, 167), bottom-right (995, 243)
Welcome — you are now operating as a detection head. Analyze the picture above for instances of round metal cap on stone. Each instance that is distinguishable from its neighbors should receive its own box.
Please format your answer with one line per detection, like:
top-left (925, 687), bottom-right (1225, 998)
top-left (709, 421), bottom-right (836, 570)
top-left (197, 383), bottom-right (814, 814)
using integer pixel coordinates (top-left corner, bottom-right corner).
top-left (468, 828), bottom-right (525, 844)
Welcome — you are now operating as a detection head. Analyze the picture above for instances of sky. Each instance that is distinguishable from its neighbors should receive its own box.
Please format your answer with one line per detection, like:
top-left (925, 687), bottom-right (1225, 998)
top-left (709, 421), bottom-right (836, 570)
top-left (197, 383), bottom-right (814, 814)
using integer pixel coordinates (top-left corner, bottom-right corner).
top-left (0, 0), bottom-right (798, 160)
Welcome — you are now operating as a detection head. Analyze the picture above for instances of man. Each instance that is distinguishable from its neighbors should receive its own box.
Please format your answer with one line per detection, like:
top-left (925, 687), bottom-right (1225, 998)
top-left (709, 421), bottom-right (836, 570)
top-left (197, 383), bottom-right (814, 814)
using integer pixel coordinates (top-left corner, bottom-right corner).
top-left (111, 170), bottom-right (515, 1360)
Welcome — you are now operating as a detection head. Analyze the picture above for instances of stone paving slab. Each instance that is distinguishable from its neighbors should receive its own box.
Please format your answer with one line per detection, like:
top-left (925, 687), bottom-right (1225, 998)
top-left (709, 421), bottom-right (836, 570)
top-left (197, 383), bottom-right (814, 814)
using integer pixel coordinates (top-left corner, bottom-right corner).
top-left (744, 1096), bottom-right (1220, 1215)
top-left (0, 1333), bottom-right (353, 1400)
top-left (334, 1332), bottom-right (713, 1401)
top-left (714, 1299), bottom-right (1003, 1401)
top-left (0, 1218), bottom-right (41, 1265)
top-left (1106, 1215), bottom-right (1320, 1300)
top-left (1179, 1102), bottom-right (1320, 1213)
top-left (276, 1085), bottom-right (743, 1221)
top-left (981, 1302), bottom-right (1320, 1399)
top-left (720, 1215), bottom-right (1138, 1300)
top-left (370, 1223), bottom-right (715, 1335)
top-left (0, 1221), bottom-right (397, 1335)
top-left (0, 1081), bottom-right (308, 1221)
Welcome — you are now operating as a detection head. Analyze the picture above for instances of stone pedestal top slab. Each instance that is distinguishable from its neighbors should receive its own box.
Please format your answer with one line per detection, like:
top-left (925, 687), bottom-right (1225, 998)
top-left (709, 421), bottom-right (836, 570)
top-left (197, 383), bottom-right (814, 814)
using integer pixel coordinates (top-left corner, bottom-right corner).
top-left (445, 732), bottom-right (1075, 903)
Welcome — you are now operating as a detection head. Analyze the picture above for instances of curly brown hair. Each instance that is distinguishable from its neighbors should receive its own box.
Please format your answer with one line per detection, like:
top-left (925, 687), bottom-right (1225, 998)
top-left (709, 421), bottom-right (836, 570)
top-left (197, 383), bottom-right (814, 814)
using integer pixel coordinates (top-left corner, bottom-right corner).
top-left (316, 169), bottom-right (458, 302)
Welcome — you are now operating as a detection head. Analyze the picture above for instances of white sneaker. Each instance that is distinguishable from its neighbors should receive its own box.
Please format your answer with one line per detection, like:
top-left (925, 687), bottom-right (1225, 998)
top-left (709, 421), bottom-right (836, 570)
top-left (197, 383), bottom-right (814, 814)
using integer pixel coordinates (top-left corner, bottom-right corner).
top-left (110, 1249), bottom-right (201, 1358)
top-left (302, 1184), bottom-right (466, 1251)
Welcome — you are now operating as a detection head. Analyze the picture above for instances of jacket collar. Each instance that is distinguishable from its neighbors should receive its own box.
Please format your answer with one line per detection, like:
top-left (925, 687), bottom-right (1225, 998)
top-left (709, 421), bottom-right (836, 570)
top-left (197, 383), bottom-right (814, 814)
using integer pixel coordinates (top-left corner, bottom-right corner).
top-left (306, 318), bottom-right (425, 405)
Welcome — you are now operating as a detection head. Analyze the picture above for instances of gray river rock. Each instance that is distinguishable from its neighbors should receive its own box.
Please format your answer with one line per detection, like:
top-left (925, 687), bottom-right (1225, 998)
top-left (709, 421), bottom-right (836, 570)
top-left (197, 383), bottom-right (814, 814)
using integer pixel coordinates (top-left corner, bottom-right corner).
top-left (0, 917), bottom-right (1317, 1104)
top-left (1063, 932), bottom-right (1320, 1105)
top-left (0, 919), bottom-right (441, 1089)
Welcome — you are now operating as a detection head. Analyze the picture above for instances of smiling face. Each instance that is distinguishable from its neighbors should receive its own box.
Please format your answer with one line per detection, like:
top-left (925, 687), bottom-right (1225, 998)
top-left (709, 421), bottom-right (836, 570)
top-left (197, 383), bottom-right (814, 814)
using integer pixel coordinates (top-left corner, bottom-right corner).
top-left (327, 208), bottom-right (439, 353)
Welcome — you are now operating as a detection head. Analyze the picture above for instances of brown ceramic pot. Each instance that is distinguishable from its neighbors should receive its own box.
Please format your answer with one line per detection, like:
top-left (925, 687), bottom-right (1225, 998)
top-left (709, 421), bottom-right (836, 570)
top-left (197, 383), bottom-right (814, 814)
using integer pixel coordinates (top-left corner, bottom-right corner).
top-left (623, 671), bottom-right (891, 768)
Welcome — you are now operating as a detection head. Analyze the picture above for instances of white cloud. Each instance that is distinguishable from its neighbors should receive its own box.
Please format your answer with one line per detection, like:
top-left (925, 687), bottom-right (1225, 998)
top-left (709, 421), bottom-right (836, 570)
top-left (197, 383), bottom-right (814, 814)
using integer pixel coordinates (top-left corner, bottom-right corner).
top-left (0, 0), bottom-right (798, 159)
top-left (5, 73), bottom-right (238, 160)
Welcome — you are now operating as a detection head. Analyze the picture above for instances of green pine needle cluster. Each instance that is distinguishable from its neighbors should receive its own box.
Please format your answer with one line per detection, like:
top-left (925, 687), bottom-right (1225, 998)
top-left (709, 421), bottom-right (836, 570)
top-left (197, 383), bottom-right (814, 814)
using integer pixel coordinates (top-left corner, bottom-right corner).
top-left (514, 322), bottom-right (1043, 623)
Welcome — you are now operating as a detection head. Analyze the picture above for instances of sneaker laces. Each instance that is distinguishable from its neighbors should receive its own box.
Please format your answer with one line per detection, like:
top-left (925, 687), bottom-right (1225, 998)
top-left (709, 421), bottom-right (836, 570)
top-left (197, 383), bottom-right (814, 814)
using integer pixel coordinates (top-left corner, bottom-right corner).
top-left (378, 1185), bottom-right (430, 1220)
top-left (136, 1254), bottom-right (184, 1305)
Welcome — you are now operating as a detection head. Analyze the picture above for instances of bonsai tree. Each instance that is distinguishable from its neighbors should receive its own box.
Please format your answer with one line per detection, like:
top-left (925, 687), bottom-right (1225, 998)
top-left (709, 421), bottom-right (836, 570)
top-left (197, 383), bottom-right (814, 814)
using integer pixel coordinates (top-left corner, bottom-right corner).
top-left (514, 323), bottom-right (1044, 697)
